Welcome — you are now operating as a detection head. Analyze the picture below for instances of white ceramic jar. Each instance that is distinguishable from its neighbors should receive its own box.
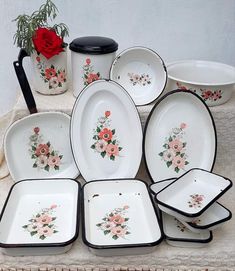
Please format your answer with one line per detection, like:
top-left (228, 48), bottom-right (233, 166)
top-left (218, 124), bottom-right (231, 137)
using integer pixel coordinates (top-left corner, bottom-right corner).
top-left (69, 36), bottom-right (118, 97)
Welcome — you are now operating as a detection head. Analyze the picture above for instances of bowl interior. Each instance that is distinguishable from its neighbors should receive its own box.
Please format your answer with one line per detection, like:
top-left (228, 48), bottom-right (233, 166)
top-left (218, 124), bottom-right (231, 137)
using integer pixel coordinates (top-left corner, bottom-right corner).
top-left (167, 60), bottom-right (235, 85)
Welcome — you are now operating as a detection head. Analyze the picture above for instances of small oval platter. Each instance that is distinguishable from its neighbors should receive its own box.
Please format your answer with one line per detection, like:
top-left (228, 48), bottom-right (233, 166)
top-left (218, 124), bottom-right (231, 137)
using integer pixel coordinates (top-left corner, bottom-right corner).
top-left (70, 79), bottom-right (143, 182)
top-left (4, 112), bottom-right (79, 182)
top-left (144, 89), bottom-right (217, 182)
top-left (110, 47), bottom-right (167, 105)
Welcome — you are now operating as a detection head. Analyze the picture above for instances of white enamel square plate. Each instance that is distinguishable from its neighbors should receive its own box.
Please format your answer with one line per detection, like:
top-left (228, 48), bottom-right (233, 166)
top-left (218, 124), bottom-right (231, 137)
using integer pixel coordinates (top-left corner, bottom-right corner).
top-left (150, 178), bottom-right (232, 230)
top-left (4, 112), bottom-right (79, 182)
top-left (144, 89), bottom-right (217, 183)
top-left (162, 212), bottom-right (213, 248)
top-left (0, 178), bottom-right (80, 256)
top-left (156, 168), bottom-right (232, 222)
top-left (110, 47), bottom-right (167, 105)
top-left (82, 179), bottom-right (163, 256)
top-left (70, 80), bottom-right (143, 182)
top-left (179, 202), bottom-right (232, 233)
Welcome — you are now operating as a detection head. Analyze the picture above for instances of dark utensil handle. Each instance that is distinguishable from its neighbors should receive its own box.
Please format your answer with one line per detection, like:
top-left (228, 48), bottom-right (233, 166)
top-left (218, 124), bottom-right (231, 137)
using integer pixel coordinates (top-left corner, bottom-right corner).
top-left (13, 49), bottom-right (37, 114)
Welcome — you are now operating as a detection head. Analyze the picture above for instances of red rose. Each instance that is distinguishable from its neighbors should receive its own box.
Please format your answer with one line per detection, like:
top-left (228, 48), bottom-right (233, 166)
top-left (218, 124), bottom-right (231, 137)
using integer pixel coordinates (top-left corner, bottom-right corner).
top-left (32, 27), bottom-right (64, 59)
top-left (86, 58), bottom-right (91, 65)
top-left (105, 111), bottom-right (111, 117)
top-left (36, 56), bottom-right (40, 62)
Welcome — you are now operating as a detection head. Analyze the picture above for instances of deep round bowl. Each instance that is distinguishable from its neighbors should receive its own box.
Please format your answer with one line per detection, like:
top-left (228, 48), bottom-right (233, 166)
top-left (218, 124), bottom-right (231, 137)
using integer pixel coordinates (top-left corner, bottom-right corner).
top-left (167, 60), bottom-right (235, 106)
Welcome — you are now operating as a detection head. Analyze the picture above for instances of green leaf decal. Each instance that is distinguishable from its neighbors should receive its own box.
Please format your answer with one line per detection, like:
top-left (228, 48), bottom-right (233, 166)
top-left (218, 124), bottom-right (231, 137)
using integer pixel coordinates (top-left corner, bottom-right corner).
top-left (166, 161), bottom-right (172, 168)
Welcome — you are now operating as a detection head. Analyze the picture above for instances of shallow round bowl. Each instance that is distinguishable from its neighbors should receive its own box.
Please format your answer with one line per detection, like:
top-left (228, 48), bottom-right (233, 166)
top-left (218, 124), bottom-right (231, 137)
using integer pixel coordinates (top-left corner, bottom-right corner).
top-left (167, 60), bottom-right (235, 106)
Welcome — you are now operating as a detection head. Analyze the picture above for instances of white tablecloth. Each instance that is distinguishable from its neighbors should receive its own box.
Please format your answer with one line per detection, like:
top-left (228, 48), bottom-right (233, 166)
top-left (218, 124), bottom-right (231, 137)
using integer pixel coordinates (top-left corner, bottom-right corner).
top-left (0, 89), bottom-right (234, 270)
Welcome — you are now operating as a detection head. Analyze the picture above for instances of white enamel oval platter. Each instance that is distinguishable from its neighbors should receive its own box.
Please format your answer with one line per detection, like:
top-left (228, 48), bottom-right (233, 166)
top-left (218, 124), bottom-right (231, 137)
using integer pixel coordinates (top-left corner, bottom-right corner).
top-left (110, 47), bottom-right (167, 105)
top-left (4, 112), bottom-right (79, 182)
top-left (144, 90), bottom-right (217, 182)
top-left (70, 80), bottom-right (143, 182)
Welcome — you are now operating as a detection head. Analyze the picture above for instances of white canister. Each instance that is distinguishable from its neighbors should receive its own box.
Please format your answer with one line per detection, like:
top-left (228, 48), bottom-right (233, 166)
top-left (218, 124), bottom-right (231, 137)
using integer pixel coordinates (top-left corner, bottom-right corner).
top-left (69, 36), bottom-right (118, 97)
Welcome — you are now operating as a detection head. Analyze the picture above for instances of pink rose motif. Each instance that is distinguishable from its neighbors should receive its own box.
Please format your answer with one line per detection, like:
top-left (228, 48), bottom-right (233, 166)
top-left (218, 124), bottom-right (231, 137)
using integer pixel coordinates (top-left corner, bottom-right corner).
top-left (36, 155), bottom-right (48, 168)
top-left (176, 82), bottom-right (188, 90)
top-left (172, 156), bottom-right (186, 169)
top-left (163, 149), bottom-right (176, 162)
top-left (111, 226), bottom-right (127, 237)
top-left (49, 76), bottom-right (59, 88)
top-left (180, 123), bottom-right (187, 129)
top-left (27, 222), bottom-right (43, 232)
top-left (86, 58), bottom-right (91, 65)
top-left (45, 68), bottom-right (56, 80)
top-left (34, 127), bottom-right (40, 134)
top-left (35, 144), bottom-right (49, 156)
top-left (109, 215), bottom-right (125, 224)
top-left (195, 194), bottom-right (204, 203)
top-left (36, 214), bottom-right (52, 225)
top-left (169, 139), bottom-right (183, 152)
top-left (101, 222), bottom-right (116, 231)
top-left (95, 140), bottom-right (108, 153)
top-left (38, 226), bottom-right (54, 237)
top-left (48, 156), bottom-right (61, 167)
top-left (105, 111), bottom-right (111, 117)
top-left (50, 204), bottom-right (57, 209)
top-left (87, 73), bottom-right (99, 84)
top-left (123, 205), bottom-right (129, 210)
top-left (106, 144), bottom-right (119, 157)
top-left (57, 71), bottom-right (66, 83)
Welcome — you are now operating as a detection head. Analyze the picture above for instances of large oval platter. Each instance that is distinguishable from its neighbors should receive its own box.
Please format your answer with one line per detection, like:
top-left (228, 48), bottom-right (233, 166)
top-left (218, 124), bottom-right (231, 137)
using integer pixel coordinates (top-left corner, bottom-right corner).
top-left (4, 112), bottom-right (79, 182)
top-left (144, 90), bottom-right (217, 182)
top-left (70, 80), bottom-right (143, 182)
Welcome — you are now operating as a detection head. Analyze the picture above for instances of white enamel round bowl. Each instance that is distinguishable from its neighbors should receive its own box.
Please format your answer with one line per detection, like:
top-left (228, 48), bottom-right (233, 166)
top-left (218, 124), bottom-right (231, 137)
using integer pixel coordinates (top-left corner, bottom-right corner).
top-left (144, 90), bottom-right (217, 182)
top-left (70, 79), bottom-right (143, 182)
top-left (167, 60), bottom-right (235, 106)
top-left (4, 112), bottom-right (79, 182)
top-left (110, 47), bottom-right (167, 105)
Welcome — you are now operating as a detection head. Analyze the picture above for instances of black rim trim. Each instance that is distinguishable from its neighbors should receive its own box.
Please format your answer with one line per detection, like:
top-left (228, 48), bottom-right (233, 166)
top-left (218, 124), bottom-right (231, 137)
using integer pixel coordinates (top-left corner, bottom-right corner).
top-left (187, 202), bottom-right (232, 229)
top-left (160, 211), bottom-right (213, 243)
top-left (70, 79), bottom-right (143, 182)
top-left (149, 177), bottom-right (176, 195)
top-left (109, 46), bottom-right (168, 106)
top-left (0, 178), bottom-right (81, 248)
top-left (81, 178), bottom-right (164, 250)
top-left (155, 168), bottom-right (232, 218)
top-left (143, 89), bottom-right (218, 184)
top-left (3, 111), bottom-right (80, 181)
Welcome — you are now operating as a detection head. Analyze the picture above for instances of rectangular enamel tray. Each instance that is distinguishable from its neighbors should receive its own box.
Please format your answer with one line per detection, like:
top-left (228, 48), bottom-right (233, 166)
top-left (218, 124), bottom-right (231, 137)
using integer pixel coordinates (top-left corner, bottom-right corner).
top-left (0, 178), bottom-right (80, 256)
top-left (155, 168), bottom-right (232, 222)
top-left (82, 179), bottom-right (163, 256)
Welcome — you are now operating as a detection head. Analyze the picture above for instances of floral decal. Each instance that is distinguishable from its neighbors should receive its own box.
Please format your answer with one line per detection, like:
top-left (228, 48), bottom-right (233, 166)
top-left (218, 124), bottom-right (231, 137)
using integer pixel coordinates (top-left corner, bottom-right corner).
top-left (191, 218), bottom-right (201, 225)
top-left (158, 123), bottom-right (189, 173)
top-left (176, 82), bottom-right (223, 102)
top-left (128, 73), bottom-right (151, 86)
top-left (90, 111), bottom-right (123, 161)
top-left (29, 127), bottom-right (63, 171)
top-left (36, 56), bottom-right (66, 89)
top-left (82, 58), bottom-right (101, 87)
top-left (96, 205), bottom-right (130, 240)
top-left (188, 194), bottom-right (205, 208)
top-left (22, 205), bottom-right (58, 240)
top-left (174, 218), bottom-right (188, 232)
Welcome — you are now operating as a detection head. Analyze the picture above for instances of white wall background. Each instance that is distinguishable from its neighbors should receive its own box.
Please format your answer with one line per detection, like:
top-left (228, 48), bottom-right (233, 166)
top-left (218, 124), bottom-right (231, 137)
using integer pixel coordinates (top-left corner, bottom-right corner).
top-left (0, 0), bottom-right (234, 115)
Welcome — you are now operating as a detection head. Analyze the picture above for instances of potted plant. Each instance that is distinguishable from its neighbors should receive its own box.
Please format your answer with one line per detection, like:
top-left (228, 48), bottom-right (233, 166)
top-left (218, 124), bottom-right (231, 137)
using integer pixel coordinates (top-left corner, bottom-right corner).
top-left (13, 0), bottom-right (69, 95)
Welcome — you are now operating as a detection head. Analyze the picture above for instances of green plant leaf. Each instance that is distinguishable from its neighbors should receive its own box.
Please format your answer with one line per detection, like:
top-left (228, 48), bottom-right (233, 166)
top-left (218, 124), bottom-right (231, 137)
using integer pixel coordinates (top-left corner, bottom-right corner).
top-left (93, 135), bottom-right (99, 140)
top-left (40, 235), bottom-right (46, 240)
top-left (112, 139), bottom-right (116, 144)
top-left (112, 129), bottom-right (115, 135)
top-left (104, 230), bottom-right (111, 235)
top-left (53, 230), bottom-right (58, 233)
top-left (22, 225), bottom-right (28, 229)
top-left (30, 231), bottom-right (38, 236)
top-left (175, 167), bottom-right (180, 173)
top-left (101, 151), bottom-right (106, 158)
top-left (185, 161), bottom-right (189, 165)
top-left (118, 147), bottom-right (122, 151)
top-left (125, 218), bottom-right (129, 221)
top-left (112, 235), bottom-right (118, 240)
top-left (96, 223), bottom-right (102, 227)
top-left (54, 165), bottom-right (59, 170)
top-left (183, 142), bottom-right (186, 147)
top-left (51, 150), bottom-right (55, 156)
top-left (32, 146), bottom-right (36, 151)
top-left (126, 231), bottom-right (131, 235)
top-left (180, 153), bottom-right (185, 157)
top-left (110, 155), bottom-right (115, 161)
top-left (44, 165), bottom-right (50, 171)
top-left (166, 161), bottom-right (172, 168)
top-left (59, 155), bottom-right (63, 159)
top-left (96, 127), bottom-right (101, 133)
top-left (91, 144), bottom-right (96, 149)
top-left (169, 136), bottom-right (173, 142)
top-left (33, 163), bottom-right (37, 168)
top-left (158, 152), bottom-right (164, 157)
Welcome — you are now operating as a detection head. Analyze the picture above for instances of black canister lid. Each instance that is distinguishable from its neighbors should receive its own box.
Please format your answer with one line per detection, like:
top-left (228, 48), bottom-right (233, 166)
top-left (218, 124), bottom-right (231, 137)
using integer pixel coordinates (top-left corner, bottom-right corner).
top-left (69, 36), bottom-right (118, 55)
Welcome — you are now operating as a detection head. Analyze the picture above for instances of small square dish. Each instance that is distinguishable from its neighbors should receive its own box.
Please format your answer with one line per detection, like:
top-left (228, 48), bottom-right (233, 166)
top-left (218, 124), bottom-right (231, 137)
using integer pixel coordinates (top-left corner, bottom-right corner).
top-left (82, 179), bottom-right (163, 256)
top-left (179, 202), bottom-right (232, 233)
top-left (0, 178), bottom-right (80, 256)
top-left (162, 212), bottom-right (213, 248)
top-left (155, 168), bottom-right (232, 221)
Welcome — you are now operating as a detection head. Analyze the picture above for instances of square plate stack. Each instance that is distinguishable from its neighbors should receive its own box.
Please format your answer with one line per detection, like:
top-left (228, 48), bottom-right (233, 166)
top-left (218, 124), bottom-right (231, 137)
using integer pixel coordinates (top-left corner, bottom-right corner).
top-left (150, 168), bottom-right (232, 247)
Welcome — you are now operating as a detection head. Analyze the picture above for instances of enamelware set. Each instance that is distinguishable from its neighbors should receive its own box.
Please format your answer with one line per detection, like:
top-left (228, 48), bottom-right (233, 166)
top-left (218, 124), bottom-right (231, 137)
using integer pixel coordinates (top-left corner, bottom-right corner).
top-left (3, 37), bottom-right (235, 256)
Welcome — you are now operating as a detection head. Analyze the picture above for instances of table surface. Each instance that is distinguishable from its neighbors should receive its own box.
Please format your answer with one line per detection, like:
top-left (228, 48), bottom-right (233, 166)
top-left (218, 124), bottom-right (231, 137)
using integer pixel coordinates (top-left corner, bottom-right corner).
top-left (0, 89), bottom-right (234, 270)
